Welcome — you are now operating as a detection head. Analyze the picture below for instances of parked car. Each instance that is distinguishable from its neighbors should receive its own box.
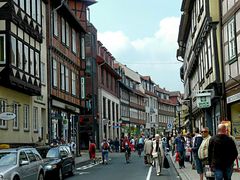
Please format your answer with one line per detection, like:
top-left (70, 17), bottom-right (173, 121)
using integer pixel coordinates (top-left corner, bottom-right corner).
top-left (43, 145), bottom-right (75, 180)
top-left (0, 147), bottom-right (45, 180)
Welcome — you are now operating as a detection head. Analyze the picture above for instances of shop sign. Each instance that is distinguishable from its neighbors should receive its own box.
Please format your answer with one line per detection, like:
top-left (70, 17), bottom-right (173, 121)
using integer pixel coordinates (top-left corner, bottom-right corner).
top-left (227, 92), bottom-right (240, 104)
top-left (0, 112), bottom-right (16, 121)
top-left (196, 92), bottom-right (211, 108)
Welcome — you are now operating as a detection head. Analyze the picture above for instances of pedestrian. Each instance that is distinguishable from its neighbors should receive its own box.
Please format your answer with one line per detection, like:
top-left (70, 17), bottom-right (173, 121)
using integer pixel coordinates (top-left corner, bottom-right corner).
top-left (198, 127), bottom-right (211, 171)
top-left (101, 138), bottom-right (110, 164)
top-left (70, 140), bottom-right (76, 155)
top-left (152, 134), bottom-right (164, 176)
top-left (114, 138), bottom-right (120, 152)
top-left (143, 136), bottom-right (153, 165)
top-left (122, 136), bottom-right (131, 163)
top-left (174, 131), bottom-right (186, 169)
top-left (191, 127), bottom-right (204, 180)
top-left (208, 124), bottom-right (238, 180)
top-left (89, 139), bottom-right (96, 163)
top-left (137, 135), bottom-right (144, 157)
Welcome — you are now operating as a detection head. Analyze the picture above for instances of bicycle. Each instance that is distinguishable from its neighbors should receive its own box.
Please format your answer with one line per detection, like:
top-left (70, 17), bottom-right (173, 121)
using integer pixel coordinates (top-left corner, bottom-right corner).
top-left (124, 146), bottom-right (131, 163)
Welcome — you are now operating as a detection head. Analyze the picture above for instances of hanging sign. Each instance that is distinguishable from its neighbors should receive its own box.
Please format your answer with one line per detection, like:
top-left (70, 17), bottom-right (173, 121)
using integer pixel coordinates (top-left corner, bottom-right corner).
top-left (0, 112), bottom-right (16, 121)
top-left (196, 92), bottom-right (211, 108)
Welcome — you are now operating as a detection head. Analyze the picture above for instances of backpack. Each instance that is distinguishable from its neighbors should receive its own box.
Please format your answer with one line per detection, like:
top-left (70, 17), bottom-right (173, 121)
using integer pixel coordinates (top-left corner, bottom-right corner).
top-left (103, 142), bottom-right (109, 150)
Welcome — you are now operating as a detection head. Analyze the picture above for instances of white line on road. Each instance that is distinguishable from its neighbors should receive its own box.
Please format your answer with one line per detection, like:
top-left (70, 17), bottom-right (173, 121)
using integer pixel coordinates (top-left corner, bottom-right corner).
top-left (146, 166), bottom-right (152, 180)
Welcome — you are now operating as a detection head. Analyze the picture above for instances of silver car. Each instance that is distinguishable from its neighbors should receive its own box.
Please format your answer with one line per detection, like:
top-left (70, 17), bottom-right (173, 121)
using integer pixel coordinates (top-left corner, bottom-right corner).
top-left (0, 147), bottom-right (44, 180)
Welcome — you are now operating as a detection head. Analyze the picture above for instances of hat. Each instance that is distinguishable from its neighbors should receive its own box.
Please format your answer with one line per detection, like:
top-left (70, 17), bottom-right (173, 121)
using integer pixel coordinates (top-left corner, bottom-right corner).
top-left (155, 134), bottom-right (160, 137)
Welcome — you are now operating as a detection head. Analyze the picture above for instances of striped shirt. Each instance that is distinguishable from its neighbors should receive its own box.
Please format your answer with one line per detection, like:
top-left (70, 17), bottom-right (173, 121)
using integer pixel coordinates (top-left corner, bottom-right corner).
top-left (198, 135), bottom-right (211, 160)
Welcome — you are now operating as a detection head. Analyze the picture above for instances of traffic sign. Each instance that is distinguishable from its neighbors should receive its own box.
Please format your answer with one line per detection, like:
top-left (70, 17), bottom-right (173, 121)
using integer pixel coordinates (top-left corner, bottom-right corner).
top-left (167, 123), bottom-right (173, 129)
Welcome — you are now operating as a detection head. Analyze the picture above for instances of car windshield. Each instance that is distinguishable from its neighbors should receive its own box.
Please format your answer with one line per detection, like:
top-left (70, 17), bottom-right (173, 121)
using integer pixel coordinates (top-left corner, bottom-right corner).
top-left (46, 148), bottom-right (59, 158)
top-left (0, 152), bottom-right (17, 166)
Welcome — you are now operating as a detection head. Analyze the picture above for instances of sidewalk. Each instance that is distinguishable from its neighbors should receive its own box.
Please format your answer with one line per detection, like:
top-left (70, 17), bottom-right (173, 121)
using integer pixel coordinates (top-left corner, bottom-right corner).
top-left (169, 154), bottom-right (240, 180)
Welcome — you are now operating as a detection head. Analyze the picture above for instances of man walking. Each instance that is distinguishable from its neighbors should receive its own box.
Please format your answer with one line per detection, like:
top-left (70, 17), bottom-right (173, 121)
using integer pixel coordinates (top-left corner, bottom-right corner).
top-left (152, 134), bottom-right (164, 176)
top-left (198, 127), bottom-right (211, 168)
top-left (101, 139), bottom-right (110, 164)
top-left (208, 124), bottom-right (238, 180)
top-left (174, 131), bottom-right (186, 169)
top-left (144, 136), bottom-right (153, 165)
top-left (192, 127), bottom-right (204, 180)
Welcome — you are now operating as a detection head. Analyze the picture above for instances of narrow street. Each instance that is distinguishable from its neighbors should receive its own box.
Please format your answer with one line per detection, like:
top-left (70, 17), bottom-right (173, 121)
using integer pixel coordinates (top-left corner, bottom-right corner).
top-left (67, 152), bottom-right (180, 180)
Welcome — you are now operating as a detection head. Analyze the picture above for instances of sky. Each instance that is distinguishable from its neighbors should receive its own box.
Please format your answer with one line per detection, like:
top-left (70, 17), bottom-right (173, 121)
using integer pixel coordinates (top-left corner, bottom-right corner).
top-left (89, 0), bottom-right (183, 92)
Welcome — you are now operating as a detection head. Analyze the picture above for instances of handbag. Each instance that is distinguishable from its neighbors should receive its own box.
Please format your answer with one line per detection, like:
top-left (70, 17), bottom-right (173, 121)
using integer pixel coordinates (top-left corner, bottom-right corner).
top-left (163, 155), bottom-right (170, 168)
top-left (205, 165), bottom-right (215, 178)
top-left (152, 152), bottom-right (158, 158)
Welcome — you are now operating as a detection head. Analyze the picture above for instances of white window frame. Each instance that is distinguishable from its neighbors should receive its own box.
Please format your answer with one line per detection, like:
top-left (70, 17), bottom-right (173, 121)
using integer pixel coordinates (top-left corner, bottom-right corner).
top-left (23, 105), bottom-right (29, 130)
top-left (13, 103), bottom-right (19, 130)
top-left (53, 11), bottom-right (58, 36)
top-left (65, 67), bottom-right (69, 92)
top-left (228, 18), bottom-right (236, 61)
top-left (72, 29), bottom-right (76, 53)
top-left (11, 36), bottom-right (16, 66)
top-left (53, 59), bottom-right (57, 87)
top-left (18, 40), bottom-right (23, 70)
top-left (61, 18), bottom-right (66, 44)
top-left (81, 36), bottom-right (85, 59)
top-left (24, 44), bottom-right (29, 73)
top-left (61, 64), bottom-right (65, 90)
top-left (33, 107), bottom-right (38, 132)
top-left (30, 48), bottom-right (34, 75)
top-left (72, 72), bottom-right (76, 95)
top-left (66, 22), bottom-right (70, 47)
top-left (41, 62), bottom-right (45, 84)
top-left (0, 100), bottom-right (7, 128)
top-left (35, 52), bottom-right (40, 77)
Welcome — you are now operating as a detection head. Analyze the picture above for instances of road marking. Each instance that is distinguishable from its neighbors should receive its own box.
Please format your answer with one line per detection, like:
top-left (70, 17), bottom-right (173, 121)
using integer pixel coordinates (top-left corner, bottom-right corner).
top-left (77, 172), bottom-right (90, 175)
top-left (146, 166), bottom-right (152, 180)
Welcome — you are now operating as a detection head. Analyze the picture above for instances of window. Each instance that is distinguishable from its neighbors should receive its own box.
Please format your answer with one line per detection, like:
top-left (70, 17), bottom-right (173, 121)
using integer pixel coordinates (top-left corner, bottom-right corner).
top-left (66, 22), bottom-right (69, 47)
top-left (61, 18), bottom-right (66, 44)
top-left (18, 41), bottom-right (23, 70)
top-left (207, 35), bottom-right (212, 69)
top-left (103, 97), bottom-right (106, 118)
top-left (65, 67), bottom-right (69, 92)
top-left (0, 35), bottom-right (5, 64)
top-left (13, 103), bottom-right (19, 129)
top-left (23, 105), bottom-right (29, 130)
top-left (52, 59), bottom-right (57, 87)
top-left (0, 100), bottom-right (6, 128)
top-left (72, 29), bottom-right (76, 53)
top-left (81, 77), bottom-right (85, 99)
top-left (35, 52), bottom-right (40, 77)
top-left (25, 150), bottom-right (36, 162)
top-left (53, 11), bottom-right (58, 36)
top-left (61, 64), bottom-right (65, 90)
top-left (24, 45), bottom-right (29, 73)
top-left (228, 18), bottom-right (236, 61)
top-left (26, 0), bottom-right (31, 15)
top-left (81, 36), bottom-right (85, 59)
top-left (101, 69), bottom-right (104, 84)
top-left (11, 36), bottom-right (16, 66)
top-left (33, 107), bottom-right (38, 131)
top-left (71, 71), bottom-right (76, 95)
top-left (41, 62), bottom-right (45, 84)
top-left (19, 0), bottom-right (25, 11)
top-left (31, 0), bottom-right (37, 20)
top-left (37, 0), bottom-right (41, 24)
top-left (30, 48), bottom-right (34, 75)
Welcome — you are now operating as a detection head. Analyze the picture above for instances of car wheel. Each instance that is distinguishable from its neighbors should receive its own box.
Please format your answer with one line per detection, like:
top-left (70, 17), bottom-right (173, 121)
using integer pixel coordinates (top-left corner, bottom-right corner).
top-left (58, 168), bottom-right (63, 180)
top-left (38, 172), bottom-right (44, 180)
top-left (69, 163), bottom-right (75, 176)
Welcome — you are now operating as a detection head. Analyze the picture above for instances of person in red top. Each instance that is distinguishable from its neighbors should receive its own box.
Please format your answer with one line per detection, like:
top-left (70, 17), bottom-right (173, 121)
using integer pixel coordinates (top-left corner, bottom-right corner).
top-left (122, 136), bottom-right (131, 163)
top-left (89, 139), bottom-right (96, 163)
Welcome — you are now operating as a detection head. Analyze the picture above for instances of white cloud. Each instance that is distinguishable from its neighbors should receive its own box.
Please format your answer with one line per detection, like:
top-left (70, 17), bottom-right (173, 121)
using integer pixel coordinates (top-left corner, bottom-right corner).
top-left (97, 16), bottom-right (183, 91)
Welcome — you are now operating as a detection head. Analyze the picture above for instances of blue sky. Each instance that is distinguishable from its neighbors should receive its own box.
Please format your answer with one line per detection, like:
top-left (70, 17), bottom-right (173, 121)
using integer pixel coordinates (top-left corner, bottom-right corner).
top-left (90, 0), bottom-right (183, 92)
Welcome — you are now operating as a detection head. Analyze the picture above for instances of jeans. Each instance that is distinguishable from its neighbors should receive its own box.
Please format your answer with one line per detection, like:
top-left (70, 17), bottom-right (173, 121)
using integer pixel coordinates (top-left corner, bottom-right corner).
top-left (215, 166), bottom-right (233, 180)
top-left (102, 150), bottom-right (109, 163)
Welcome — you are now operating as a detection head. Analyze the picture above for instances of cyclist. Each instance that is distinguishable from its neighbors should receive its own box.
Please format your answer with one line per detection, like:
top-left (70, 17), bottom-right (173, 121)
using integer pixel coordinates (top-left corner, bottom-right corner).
top-left (122, 136), bottom-right (131, 163)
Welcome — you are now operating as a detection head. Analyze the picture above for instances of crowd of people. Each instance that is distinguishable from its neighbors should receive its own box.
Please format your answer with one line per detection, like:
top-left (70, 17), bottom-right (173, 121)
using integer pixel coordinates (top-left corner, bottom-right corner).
top-left (172, 124), bottom-right (238, 180)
